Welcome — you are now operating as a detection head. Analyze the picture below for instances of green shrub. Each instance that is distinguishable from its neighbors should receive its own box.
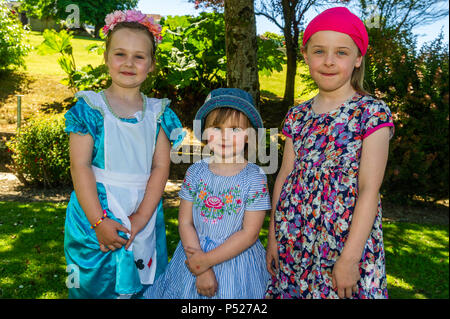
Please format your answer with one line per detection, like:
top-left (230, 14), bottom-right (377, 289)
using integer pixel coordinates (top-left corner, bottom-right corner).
top-left (365, 28), bottom-right (449, 203)
top-left (0, 0), bottom-right (31, 71)
top-left (6, 113), bottom-right (71, 187)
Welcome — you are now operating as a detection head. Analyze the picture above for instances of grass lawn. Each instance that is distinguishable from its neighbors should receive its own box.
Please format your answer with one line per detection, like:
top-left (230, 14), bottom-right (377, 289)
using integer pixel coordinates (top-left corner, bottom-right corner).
top-left (22, 31), bottom-right (105, 77)
top-left (0, 201), bottom-right (448, 299)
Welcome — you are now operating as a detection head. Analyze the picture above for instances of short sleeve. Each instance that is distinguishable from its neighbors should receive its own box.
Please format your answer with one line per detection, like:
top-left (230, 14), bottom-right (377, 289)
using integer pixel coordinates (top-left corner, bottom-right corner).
top-left (178, 163), bottom-right (199, 202)
top-left (281, 106), bottom-right (295, 138)
top-left (158, 102), bottom-right (186, 149)
top-left (245, 168), bottom-right (271, 211)
top-left (361, 100), bottom-right (395, 140)
top-left (64, 98), bottom-right (102, 138)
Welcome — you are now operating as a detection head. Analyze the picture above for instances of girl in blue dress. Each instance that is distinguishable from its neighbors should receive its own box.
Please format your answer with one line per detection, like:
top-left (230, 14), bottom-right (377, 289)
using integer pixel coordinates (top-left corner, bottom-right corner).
top-left (145, 88), bottom-right (271, 299)
top-left (64, 10), bottom-right (184, 299)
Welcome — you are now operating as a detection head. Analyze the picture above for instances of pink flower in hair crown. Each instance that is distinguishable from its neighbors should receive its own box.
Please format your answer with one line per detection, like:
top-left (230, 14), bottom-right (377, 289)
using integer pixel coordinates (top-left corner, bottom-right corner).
top-left (103, 9), bottom-right (163, 41)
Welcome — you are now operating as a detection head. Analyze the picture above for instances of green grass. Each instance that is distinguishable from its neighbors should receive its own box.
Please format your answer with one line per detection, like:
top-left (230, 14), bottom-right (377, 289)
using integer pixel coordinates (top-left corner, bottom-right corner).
top-left (21, 31), bottom-right (104, 77)
top-left (383, 221), bottom-right (449, 299)
top-left (259, 64), bottom-right (318, 102)
top-left (0, 201), bottom-right (448, 299)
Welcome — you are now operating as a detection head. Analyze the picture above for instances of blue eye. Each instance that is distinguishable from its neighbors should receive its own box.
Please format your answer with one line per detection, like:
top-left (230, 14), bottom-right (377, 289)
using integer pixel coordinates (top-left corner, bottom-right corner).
top-left (337, 51), bottom-right (348, 56)
top-left (314, 50), bottom-right (323, 54)
top-left (232, 127), bottom-right (243, 133)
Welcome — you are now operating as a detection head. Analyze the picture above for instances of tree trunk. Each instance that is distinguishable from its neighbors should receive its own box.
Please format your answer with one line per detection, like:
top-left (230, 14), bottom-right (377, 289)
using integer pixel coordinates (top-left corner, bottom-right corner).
top-left (283, 33), bottom-right (297, 108)
top-left (281, 0), bottom-right (297, 108)
top-left (224, 0), bottom-right (260, 108)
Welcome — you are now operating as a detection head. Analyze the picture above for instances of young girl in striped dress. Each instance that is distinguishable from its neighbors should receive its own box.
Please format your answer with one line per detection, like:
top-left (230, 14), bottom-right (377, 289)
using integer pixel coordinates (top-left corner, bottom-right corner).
top-left (145, 88), bottom-right (271, 299)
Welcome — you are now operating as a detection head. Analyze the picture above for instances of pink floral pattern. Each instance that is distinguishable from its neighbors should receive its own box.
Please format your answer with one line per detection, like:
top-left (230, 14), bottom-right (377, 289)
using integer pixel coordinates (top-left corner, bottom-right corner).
top-left (103, 9), bottom-right (162, 41)
top-left (182, 177), bottom-right (269, 224)
top-left (265, 93), bottom-right (393, 299)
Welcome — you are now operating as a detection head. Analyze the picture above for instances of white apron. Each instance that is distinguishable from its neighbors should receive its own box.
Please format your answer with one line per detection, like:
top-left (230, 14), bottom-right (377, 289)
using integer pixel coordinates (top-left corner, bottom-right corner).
top-left (83, 91), bottom-right (163, 285)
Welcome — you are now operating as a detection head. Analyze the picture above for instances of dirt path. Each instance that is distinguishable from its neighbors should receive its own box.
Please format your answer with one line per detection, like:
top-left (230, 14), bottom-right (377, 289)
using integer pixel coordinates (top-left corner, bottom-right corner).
top-left (1, 172), bottom-right (447, 225)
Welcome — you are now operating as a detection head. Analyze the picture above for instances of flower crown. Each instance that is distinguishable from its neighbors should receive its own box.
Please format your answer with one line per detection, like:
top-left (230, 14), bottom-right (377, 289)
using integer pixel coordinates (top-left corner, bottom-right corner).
top-left (103, 9), bottom-right (162, 41)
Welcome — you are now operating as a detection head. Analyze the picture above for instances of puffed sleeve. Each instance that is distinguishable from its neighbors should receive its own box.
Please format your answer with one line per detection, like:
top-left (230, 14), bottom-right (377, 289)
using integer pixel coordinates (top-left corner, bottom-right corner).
top-left (64, 97), bottom-right (103, 138)
top-left (361, 100), bottom-right (395, 140)
top-left (157, 99), bottom-right (186, 149)
top-left (281, 105), bottom-right (295, 138)
top-left (245, 166), bottom-right (271, 211)
top-left (178, 163), bottom-right (200, 202)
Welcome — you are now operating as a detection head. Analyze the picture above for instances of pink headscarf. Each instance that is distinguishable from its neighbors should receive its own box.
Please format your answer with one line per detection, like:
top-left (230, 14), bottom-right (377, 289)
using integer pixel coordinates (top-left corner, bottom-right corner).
top-left (302, 7), bottom-right (369, 56)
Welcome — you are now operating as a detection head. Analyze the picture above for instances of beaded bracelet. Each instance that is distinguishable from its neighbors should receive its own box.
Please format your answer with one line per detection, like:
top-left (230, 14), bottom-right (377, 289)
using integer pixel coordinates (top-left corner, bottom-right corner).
top-left (91, 210), bottom-right (108, 229)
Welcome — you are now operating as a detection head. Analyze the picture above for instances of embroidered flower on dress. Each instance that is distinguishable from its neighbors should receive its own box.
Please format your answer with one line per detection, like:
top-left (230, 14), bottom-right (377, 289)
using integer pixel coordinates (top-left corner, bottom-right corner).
top-left (204, 196), bottom-right (224, 210)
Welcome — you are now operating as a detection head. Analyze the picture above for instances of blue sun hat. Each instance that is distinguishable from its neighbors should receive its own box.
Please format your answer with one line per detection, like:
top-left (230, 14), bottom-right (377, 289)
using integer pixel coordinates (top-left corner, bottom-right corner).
top-left (194, 88), bottom-right (264, 141)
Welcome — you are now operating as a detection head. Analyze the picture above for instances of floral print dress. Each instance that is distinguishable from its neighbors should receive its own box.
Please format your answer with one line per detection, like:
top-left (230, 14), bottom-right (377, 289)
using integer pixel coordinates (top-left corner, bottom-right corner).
top-left (265, 93), bottom-right (394, 299)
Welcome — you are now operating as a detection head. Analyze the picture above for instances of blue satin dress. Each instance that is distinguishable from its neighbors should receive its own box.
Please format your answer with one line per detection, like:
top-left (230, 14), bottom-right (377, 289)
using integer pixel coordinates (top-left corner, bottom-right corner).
top-left (64, 91), bottom-right (185, 299)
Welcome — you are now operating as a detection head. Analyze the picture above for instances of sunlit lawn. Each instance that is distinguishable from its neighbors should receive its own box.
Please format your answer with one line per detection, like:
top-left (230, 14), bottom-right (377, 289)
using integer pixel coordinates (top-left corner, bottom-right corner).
top-left (0, 201), bottom-right (448, 299)
top-left (21, 31), bottom-right (104, 77)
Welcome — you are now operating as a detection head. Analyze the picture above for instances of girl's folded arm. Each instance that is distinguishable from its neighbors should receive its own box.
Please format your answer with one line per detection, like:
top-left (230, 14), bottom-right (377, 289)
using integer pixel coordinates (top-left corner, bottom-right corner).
top-left (178, 198), bottom-right (203, 256)
top-left (185, 209), bottom-right (266, 274)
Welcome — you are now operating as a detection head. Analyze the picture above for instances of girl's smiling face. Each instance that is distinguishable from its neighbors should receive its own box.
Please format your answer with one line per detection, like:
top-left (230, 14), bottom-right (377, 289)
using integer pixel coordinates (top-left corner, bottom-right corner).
top-left (203, 109), bottom-right (250, 162)
top-left (105, 28), bottom-right (154, 89)
top-left (302, 30), bottom-right (362, 94)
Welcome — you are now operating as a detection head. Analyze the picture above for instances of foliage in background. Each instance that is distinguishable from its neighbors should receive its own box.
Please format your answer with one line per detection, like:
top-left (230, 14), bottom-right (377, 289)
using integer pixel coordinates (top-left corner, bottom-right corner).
top-left (143, 12), bottom-right (285, 127)
top-left (0, 1), bottom-right (31, 71)
top-left (6, 113), bottom-right (71, 187)
top-left (37, 29), bottom-right (109, 93)
top-left (365, 27), bottom-right (449, 203)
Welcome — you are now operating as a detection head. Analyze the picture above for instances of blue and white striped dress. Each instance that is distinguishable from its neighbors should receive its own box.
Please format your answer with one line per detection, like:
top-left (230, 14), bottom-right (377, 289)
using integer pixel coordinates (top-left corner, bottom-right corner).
top-left (144, 159), bottom-right (271, 299)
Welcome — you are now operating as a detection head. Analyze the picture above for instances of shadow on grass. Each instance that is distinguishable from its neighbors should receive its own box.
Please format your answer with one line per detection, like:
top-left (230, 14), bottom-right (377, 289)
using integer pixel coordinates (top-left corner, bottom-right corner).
top-left (0, 71), bottom-right (34, 105)
top-left (1, 200), bottom-right (447, 299)
top-left (383, 222), bottom-right (449, 299)
top-left (0, 202), bottom-right (67, 298)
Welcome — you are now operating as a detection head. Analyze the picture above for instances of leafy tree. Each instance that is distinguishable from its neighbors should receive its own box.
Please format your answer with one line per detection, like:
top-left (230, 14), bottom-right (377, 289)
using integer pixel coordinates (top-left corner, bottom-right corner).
top-left (355, 0), bottom-right (449, 31)
top-left (17, 0), bottom-right (56, 20)
top-left (20, 0), bottom-right (138, 36)
top-left (189, 0), bottom-right (261, 105)
top-left (0, 1), bottom-right (31, 71)
top-left (365, 26), bottom-right (449, 202)
top-left (55, 0), bottom-right (138, 37)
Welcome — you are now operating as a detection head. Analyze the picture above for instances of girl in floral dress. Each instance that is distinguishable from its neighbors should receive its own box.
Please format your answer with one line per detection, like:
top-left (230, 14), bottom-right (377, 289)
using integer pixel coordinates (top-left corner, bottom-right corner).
top-left (145, 88), bottom-right (271, 299)
top-left (265, 7), bottom-right (394, 299)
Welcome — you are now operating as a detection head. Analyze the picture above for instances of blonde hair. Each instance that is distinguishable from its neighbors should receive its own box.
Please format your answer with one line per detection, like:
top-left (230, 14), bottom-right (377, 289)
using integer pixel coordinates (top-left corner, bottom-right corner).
top-left (351, 55), bottom-right (369, 95)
